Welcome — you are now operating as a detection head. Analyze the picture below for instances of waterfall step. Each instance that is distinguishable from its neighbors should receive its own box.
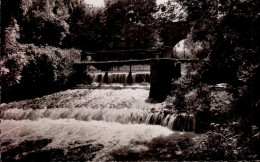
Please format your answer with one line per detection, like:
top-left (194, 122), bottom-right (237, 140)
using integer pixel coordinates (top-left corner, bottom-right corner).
top-left (1, 107), bottom-right (197, 132)
top-left (83, 71), bottom-right (151, 85)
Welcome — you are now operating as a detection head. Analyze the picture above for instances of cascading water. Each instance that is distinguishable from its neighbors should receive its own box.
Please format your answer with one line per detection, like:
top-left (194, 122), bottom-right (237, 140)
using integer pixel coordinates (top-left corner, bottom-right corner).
top-left (145, 112), bottom-right (197, 132)
top-left (0, 87), bottom-right (197, 161)
top-left (1, 108), bottom-right (149, 124)
top-left (89, 71), bottom-right (150, 84)
top-left (0, 108), bottom-right (197, 132)
top-left (0, 88), bottom-right (197, 131)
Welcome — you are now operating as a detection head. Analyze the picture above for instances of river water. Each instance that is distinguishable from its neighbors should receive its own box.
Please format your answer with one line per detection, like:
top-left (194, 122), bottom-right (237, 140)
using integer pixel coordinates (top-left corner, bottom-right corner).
top-left (0, 85), bottom-right (197, 161)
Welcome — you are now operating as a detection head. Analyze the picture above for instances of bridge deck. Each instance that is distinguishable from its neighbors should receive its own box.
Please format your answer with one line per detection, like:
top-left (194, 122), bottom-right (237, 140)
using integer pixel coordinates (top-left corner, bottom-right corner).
top-left (75, 59), bottom-right (200, 66)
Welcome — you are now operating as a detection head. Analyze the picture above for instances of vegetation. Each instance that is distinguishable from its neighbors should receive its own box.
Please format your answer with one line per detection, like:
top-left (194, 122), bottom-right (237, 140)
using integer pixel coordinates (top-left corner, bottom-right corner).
top-left (102, 0), bottom-right (157, 49)
top-left (3, 0), bottom-right (158, 50)
top-left (1, 0), bottom-right (160, 102)
top-left (160, 0), bottom-right (260, 160)
top-left (1, 0), bottom-right (260, 160)
top-left (0, 18), bottom-right (27, 88)
top-left (2, 44), bottom-right (81, 102)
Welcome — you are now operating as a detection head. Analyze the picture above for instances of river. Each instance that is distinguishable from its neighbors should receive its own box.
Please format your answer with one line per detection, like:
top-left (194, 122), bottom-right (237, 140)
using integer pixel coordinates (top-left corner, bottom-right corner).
top-left (0, 84), bottom-right (198, 161)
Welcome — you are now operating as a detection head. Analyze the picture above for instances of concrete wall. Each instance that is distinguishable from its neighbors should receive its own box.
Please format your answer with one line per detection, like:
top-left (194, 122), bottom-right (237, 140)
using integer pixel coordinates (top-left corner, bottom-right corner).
top-left (149, 59), bottom-right (181, 102)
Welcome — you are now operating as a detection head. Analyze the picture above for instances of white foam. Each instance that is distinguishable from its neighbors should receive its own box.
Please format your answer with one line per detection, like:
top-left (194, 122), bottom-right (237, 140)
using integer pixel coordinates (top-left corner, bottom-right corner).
top-left (0, 89), bottom-right (162, 110)
top-left (0, 88), bottom-right (173, 160)
top-left (1, 107), bottom-right (149, 124)
top-left (1, 119), bottom-right (173, 160)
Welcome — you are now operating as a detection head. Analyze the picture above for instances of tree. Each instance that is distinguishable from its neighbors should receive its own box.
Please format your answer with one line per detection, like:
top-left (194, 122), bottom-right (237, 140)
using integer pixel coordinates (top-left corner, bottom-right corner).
top-left (18, 0), bottom-right (101, 49)
top-left (102, 0), bottom-right (157, 50)
top-left (160, 0), bottom-right (259, 83)
top-left (162, 0), bottom-right (260, 137)
top-left (19, 0), bottom-right (71, 46)
top-left (65, 2), bottom-right (104, 50)
top-left (0, 18), bottom-right (27, 88)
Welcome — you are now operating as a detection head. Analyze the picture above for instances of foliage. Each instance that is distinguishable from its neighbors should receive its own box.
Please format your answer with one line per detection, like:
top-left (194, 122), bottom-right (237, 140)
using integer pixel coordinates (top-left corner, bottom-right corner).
top-left (2, 44), bottom-right (81, 102)
top-left (99, 0), bottom-right (158, 49)
top-left (19, 0), bottom-right (89, 47)
top-left (63, 0), bottom-right (104, 49)
top-left (187, 126), bottom-right (258, 160)
top-left (162, 0), bottom-right (259, 114)
top-left (159, 0), bottom-right (259, 83)
top-left (21, 44), bottom-right (81, 87)
top-left (165, 63), bottom-right (206, 113)
top-left (7, 0), bottom-right (159, 50)
top-left (0, 18), bottom-right (27, 88)
top-left (178, 0), bottom-right (258, 84)
top-left (156, 0), bottom-right (187, 23)
top-left (161, 1), bottom-right (260, 159)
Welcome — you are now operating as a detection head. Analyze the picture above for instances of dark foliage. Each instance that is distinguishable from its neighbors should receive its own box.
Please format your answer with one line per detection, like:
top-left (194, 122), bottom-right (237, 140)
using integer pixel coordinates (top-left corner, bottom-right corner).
top-left (161, 0), bottom-right (260, 159)
top-left (101, 0), bottom-right (157, 50)
top-left (3, 0), bottom-right (159, 50)
top-left (2, 44), bottom-right (81, 102)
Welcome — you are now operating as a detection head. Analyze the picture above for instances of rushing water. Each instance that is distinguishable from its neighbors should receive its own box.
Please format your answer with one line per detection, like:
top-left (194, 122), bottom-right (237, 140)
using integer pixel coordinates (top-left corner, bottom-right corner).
top-left (0, 86), bottom-right (197, 161)
top-left (87, 71), bottom-right (150, 84)
top-left (1, 119), bottom-right (173, 160)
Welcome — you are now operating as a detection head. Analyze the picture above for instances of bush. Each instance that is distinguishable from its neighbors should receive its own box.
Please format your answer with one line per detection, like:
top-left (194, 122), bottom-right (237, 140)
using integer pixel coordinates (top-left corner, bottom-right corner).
top-left (0, 18), bottom-right (27, 88)
top-left (2, 44), bottom-right (81, 102)
top-left (187, 128), bottom-right (258, 160)
top-left (22, 44), bottom-right (81, 86)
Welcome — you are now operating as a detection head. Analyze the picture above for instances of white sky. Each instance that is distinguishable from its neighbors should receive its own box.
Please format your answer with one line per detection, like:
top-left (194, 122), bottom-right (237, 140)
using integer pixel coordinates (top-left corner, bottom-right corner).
top-left (85, 0), bottom-right (169, 7)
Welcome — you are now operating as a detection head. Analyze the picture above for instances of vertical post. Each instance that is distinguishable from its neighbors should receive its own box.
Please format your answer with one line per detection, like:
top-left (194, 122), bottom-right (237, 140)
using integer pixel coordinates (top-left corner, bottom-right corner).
top-left (104, 71), bottom-right (109, 84)
top-left (149, 59), bottom-right (180, 102)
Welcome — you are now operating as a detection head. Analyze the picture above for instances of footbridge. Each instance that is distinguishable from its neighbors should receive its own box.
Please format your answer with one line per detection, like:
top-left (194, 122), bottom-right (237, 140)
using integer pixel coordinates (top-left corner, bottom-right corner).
top-left (74, 50), bottom-right (199, 102)
top-left (74, 21), bottom-right (199, 102)
top-left (76, 58), bottom-right (198, 70)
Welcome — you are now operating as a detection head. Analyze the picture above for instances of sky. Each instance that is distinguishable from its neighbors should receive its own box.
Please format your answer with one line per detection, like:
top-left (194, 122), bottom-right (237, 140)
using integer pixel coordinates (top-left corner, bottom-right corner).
top-left (85, 0), bottom-right (168, 7)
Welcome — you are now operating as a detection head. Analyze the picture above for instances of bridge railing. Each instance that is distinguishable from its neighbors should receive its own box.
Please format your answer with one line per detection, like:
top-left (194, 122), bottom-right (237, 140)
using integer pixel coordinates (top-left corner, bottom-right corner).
top-left (81, 48), bottom-right (162, 62)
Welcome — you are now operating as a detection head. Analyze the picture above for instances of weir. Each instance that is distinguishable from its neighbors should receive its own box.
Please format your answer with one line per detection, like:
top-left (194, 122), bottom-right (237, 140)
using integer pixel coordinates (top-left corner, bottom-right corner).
top-left (90, 71), bottom-right (151, 84)
top-left (74, 58), bottom-right (198, 101)
top-left (74, 21), bottom-right (194, 101)
top-left (67, 21), bottom-right (201, 133)
top-left (1, 107), bottom-right (197, 132)
top-left (71, 56), bottom-right (200, 132)
top-left (0, 19), bottom-right (206, 162)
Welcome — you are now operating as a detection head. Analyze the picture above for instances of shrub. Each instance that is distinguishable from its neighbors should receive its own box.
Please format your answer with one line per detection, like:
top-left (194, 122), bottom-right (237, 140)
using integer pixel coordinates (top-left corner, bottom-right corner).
top-left (187, 128), bottom-right (258, 160)
top-left (2, 44), bottom-right (81, 102)
top-left (22, 44), bottom-right (81, 86)
top-left (0, 18), bottom-right (27, 88)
